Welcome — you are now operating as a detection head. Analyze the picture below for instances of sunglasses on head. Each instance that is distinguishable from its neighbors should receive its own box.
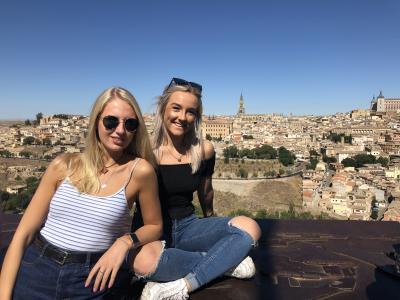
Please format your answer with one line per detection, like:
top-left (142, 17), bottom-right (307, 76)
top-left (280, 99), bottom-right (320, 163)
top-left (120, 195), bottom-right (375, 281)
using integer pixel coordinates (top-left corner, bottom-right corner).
top-left (168, 77), bottom-right (202, 92)
top-left (101, 115), bottom-right (139, 132)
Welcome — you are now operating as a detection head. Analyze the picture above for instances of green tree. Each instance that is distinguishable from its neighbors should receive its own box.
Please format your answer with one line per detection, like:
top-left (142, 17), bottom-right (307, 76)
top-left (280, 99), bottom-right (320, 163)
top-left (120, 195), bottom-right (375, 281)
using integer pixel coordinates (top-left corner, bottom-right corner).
top-left (237, 168), bottom-right (248, 178)
top-left (205, 134), bottom-right (212, 141)
top-left (243, 135), bottom-right (254, 140)
top-left (223, 145), bottom-right (239, 158)
top-left (0, 150), bottom-right (12, 157)
top-left (309, 149), bottom-right (319, 157)
top-left (1, 191), bottom-right (10, 202)
top-left (278, 146), bottom-right (294, 166)
top-left (322, 155), bottom-right (337, 164)
top-left (36, 112), bottom-right (43, 123)
top-left (307, 158), bottom-right (318, 170)
top-left (255, 144), bottom-right (277, 159)
top-left (377, 156), bottom-right (389, 167)
top-left (23, 136), bottom-right (35, 145)
top-left (353, 154), bottom-right (376, 167)
top-left (25, 119), bottom-right (31, 126)
top-left (341, 157), bottom-right (356, 167)
top-left (19, 151), bottom-right (32, 158)
top-left (42, 138), bottom-right (52, 145)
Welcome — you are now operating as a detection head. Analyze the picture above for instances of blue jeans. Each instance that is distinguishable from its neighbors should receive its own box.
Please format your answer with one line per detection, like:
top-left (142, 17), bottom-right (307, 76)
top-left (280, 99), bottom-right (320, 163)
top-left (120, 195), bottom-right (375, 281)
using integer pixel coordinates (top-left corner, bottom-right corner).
top-left (13, 243), bottom-right (130, 300)
top-left (147, 214), bottom-right (254, 291)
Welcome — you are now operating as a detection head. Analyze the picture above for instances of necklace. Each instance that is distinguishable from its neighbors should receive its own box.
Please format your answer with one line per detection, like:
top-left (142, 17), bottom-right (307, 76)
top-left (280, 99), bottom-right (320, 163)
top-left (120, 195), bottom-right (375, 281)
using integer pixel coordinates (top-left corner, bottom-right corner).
top-left (100, 168), bottom-right (116, 189)
top-left (103, 161), bottom-right (117, 173)
top-left (166, 146), bottom-right (185, 162)
top-left (100, 161), bottom-right (119, 188)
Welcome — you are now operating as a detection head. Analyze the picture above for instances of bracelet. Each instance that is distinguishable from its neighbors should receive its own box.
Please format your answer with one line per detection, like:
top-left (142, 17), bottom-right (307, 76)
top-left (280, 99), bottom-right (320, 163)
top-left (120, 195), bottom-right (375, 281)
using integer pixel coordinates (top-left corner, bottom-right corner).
top-left (125, 232), bottom-right (141, 249)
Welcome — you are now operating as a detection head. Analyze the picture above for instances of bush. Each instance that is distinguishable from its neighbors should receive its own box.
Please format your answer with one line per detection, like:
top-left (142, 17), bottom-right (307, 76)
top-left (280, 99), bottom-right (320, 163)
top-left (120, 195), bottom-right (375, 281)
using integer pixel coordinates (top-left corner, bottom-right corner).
top-left (237, 168), bottom-right (248, 178)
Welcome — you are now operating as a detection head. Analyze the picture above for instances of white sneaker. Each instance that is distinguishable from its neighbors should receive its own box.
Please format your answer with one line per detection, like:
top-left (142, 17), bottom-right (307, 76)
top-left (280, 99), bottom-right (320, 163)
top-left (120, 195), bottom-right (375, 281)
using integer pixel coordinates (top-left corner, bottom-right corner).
top-left (224, 256), bottom-right (256, 279)
top-left (140, 278), bottom-right (189, 300)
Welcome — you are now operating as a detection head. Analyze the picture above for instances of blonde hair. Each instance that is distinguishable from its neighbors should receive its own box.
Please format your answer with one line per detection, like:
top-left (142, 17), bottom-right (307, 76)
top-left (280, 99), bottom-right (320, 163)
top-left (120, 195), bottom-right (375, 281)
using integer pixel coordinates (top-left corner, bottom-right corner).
top-left (152, 83), bottom-right (203, 173)
top-left (70, 87), bottom-right (156, 193)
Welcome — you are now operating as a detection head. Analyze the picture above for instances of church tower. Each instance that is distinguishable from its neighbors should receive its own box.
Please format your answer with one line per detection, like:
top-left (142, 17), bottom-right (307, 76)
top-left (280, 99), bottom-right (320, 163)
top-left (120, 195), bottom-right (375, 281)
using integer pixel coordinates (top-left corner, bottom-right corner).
top-left (237, 93), bottom-right (245, 115)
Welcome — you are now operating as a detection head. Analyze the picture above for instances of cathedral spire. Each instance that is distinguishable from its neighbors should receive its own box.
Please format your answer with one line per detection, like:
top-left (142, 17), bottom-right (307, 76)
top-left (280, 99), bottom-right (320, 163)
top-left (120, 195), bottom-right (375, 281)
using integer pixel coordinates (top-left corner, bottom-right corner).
top-left (237, 93), bottom-right (245, 115)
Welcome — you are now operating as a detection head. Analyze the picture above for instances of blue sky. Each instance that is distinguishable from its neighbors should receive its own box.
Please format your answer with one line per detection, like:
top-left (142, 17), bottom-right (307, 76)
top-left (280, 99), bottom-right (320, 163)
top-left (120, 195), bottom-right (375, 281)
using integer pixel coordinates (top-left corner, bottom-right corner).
top-left (1, 0), bottom-right (399, 119)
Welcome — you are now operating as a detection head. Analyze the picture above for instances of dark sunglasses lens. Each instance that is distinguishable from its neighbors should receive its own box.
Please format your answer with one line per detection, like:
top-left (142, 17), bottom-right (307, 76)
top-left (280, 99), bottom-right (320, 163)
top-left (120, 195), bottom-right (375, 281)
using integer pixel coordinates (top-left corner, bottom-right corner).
top-left (103, 116), bottom-right (119, 130)
top-left (124, 118), bottom-right (139, 132)
top-left (190, 82), bottom-right (202, 92)
top-left (172, 78), bottom-right (187, 85)
top-left (171, 78), bottom-right (202, 92)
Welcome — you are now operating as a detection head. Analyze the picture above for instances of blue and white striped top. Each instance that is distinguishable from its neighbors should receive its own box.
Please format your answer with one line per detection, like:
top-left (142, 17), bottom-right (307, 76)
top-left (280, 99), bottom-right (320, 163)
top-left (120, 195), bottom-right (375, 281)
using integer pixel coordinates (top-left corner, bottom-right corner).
top-left (40, 160), bottom-right (139, 252)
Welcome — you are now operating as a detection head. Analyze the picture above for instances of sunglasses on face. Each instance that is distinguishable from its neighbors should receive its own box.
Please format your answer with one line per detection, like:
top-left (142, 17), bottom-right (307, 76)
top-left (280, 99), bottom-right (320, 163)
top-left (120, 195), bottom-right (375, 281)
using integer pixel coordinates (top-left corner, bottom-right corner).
top-left (168, 77), bottom-right (202, 93)
top-left (101, 115), bottom-right (139, 132)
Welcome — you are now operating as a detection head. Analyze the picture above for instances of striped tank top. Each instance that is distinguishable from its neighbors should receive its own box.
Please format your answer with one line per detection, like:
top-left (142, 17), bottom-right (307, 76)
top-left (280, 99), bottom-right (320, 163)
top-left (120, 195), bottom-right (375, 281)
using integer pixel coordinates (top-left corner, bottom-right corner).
top-left (40, 159), bottom-right (139, 252)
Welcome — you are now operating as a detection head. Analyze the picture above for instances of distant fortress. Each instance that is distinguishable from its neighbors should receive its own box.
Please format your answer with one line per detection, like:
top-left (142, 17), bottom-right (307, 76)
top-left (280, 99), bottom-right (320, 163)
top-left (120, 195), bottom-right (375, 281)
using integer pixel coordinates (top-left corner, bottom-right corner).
top-left (370, 91), bottom-right (400, 113)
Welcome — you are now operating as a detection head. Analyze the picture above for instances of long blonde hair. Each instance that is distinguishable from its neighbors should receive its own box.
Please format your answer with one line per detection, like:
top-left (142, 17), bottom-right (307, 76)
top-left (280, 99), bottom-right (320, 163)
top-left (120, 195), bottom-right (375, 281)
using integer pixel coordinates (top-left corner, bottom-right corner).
top-left (152, 83), bottom-right (203, 173)
top-left (70, 87), bottom-right (156, 193)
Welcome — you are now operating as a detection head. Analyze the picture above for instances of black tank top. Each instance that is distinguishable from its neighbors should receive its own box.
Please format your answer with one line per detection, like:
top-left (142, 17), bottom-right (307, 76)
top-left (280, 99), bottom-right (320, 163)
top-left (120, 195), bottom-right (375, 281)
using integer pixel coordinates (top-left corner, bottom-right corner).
top-left (158, 154), bottom-right (215, 220)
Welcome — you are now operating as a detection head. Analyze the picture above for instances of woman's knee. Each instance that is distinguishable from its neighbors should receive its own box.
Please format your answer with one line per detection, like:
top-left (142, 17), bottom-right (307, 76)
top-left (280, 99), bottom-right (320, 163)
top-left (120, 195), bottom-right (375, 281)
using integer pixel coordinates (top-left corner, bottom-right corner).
top-left (229, 216), bottom-right (261, 241)
top-left (131, 241), bottom-right (164, 275)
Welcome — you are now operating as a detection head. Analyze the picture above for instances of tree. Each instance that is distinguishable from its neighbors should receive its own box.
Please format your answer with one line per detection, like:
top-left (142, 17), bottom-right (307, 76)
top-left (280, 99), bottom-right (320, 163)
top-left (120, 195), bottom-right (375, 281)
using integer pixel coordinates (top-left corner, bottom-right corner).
top-left (307, 158), bottom-right (318, 170)
top-left (1, 191), bottom-right (10, 202)
top-left (323, 155), bottom-right (337, 164)
top-left (224, 156), bottom-right (229, 164)
top-left (278, 146), bottom-right (294, 166)
top-left (19, 151), bottom-right (32, 158)
top-left (23, 136), bottom-right (35, 145)
top-left (36, 112), bottom-right (43, 123)
top-left (0, 150), bottom-right (12, 157)
top-left (205, 134), bottom-right (212, 141)
top-left (42, 138), bottom-right (52, 145)
top-left (353, 154), bottom-right (376, 167)
top-left (237, 168), bottom-right (248, 178)
top-left (243, 135), bottom-right (254, 140)
top-left (223, 145), bottom-right (239, 159)
top-left (377, 156), bottom-right (389, 167)
top-left (24, 119), bottom-right (31, 126)
top-left (255, 144), bottom-right (277, 159)
top-left (309, 149), bottom-right (319, 157)
top-left (341, 157), bottom-right (356, 168)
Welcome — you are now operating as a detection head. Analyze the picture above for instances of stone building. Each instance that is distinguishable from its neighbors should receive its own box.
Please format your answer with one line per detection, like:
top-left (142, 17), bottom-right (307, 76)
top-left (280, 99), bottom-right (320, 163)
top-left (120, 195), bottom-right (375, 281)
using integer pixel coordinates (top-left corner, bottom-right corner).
top-left (371, 91), bottom-right (400, 113)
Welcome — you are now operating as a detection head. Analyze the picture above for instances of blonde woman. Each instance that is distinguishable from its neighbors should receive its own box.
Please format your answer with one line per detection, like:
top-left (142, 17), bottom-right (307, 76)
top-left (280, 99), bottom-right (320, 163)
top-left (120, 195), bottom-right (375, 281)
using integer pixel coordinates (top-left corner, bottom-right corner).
top-left (0, 87), bottom-right (162, 299)
top-left (135, 78), bottom-right (261, 300)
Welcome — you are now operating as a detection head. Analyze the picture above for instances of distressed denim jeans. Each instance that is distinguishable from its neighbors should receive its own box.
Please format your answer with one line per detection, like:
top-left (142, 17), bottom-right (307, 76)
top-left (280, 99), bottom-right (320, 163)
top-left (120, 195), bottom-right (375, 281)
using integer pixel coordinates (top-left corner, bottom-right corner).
top-left (148, 214), bottom-right (254, 291)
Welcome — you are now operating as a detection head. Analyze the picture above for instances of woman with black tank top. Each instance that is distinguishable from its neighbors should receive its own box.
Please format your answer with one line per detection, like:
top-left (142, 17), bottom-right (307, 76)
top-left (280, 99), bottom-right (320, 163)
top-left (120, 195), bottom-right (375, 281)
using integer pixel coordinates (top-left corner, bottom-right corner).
top-left (135, 78), bottom-right (261, 300)
top-left (0, 87), bottom-right (162, 299)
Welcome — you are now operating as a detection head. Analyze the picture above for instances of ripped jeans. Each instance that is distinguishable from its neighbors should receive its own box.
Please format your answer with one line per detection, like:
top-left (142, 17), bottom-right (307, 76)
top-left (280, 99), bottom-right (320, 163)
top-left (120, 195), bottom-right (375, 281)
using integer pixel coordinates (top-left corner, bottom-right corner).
top-left (145, 214), bottom-right (255, 291)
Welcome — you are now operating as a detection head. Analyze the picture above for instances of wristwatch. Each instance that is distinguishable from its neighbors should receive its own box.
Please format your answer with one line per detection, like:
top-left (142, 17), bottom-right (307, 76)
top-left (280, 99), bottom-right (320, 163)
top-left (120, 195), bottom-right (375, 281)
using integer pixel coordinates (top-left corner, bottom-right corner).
top-left (126, 232), bottom-right (141, 249)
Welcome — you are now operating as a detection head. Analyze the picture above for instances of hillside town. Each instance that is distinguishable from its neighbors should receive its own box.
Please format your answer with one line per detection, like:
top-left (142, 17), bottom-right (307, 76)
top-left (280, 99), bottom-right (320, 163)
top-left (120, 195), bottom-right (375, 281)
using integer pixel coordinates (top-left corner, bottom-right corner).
top-left (1, 91), bottom-right (400, 222)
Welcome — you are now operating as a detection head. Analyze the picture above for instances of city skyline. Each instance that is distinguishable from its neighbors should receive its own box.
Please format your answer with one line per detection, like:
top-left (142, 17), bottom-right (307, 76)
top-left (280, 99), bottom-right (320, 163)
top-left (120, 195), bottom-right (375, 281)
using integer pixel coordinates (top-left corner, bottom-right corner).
top-left (1, 0), bottom-right (399, 119)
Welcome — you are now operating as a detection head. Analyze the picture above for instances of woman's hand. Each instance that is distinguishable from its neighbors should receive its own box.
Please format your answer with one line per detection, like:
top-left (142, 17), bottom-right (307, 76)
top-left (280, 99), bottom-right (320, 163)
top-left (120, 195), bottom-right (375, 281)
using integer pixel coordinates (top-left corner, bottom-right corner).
top-left (85, 237), bottom-right (132, 292)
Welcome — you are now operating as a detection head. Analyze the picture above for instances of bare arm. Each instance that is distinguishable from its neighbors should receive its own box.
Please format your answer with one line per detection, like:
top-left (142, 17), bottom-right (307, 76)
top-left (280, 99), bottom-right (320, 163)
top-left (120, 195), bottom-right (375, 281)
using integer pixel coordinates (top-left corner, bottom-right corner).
top-left (198, 141), bottom-right (215, 218)
top-left (0, 156), bottom-right (66, 300)
top-left (86, 159), bottom-right (162, 292)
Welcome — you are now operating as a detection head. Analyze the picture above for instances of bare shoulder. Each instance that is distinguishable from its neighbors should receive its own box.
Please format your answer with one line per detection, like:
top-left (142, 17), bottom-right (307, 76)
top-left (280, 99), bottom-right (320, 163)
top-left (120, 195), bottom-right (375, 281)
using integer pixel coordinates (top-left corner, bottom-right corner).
top-left (133, 158), bottom-right (157, 182)
top-left (203, 140), bottom-right (215, 160)
top-left (46, 153), bottom-right (72, 178)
